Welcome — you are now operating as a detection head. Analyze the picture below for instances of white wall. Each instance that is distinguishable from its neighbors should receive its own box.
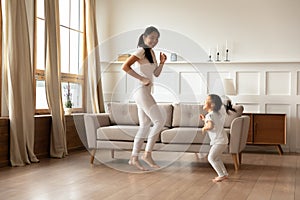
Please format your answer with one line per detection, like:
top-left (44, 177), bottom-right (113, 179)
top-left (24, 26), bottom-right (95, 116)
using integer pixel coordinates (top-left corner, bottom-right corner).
top-left (96, 0), bottom-right (300, 62)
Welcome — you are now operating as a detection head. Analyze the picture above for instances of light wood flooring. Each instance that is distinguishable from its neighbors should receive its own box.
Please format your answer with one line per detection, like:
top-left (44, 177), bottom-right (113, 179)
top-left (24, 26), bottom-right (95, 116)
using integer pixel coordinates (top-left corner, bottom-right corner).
top-left (0, 150), bottom-right (299, 200)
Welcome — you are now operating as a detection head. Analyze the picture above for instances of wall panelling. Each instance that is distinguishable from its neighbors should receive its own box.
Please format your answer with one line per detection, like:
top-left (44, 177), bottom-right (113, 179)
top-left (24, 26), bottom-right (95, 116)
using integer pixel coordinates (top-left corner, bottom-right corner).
top-left (102, 61), bottom-right (300, 152)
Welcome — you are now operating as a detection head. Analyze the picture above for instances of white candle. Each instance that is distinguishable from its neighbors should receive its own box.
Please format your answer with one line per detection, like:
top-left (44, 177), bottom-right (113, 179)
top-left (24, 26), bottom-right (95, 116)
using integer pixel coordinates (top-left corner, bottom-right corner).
top-left (226, 40), bottom-right (228, 50)
top-left (209, 48), bottom-right (211, 55)
top-left (217, 44), bottom-right (219, 53)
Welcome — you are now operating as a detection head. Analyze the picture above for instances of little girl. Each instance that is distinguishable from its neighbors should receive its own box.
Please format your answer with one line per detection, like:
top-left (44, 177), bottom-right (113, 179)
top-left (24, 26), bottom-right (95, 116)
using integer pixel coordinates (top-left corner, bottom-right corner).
top-left (200, 94), bottom-right (235, 182)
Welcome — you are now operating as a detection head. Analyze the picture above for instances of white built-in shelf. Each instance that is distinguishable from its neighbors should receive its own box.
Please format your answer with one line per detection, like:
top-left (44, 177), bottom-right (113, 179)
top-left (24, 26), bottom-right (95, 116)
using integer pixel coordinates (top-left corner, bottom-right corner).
top-left (101, 60), bottom-right (300, 65)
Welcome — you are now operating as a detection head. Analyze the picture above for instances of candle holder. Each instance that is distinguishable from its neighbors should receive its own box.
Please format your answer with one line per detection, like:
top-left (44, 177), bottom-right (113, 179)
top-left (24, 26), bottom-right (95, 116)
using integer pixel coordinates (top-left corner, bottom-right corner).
top-left (224, 49), bottom-right (230, 62)
top-left (216, 52), bottom-right (220, 62)
top-left (208, 54), bottom-right (212, 62)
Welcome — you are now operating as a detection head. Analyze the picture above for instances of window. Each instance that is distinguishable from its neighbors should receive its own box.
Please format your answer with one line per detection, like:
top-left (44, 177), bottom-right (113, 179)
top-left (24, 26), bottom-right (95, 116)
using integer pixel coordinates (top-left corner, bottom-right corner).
top-left (34, 0), bottom-right (84, 114)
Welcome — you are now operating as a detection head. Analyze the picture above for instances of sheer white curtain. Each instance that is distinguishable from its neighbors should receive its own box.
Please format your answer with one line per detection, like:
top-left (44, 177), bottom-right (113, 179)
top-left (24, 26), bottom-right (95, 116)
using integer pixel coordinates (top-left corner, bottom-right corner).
top-left (3, 0), bottom-right (39, 166)
top-left (44, 0), bottom-right (68, 158)
top-left (85, 0), bottom-right (104, 113)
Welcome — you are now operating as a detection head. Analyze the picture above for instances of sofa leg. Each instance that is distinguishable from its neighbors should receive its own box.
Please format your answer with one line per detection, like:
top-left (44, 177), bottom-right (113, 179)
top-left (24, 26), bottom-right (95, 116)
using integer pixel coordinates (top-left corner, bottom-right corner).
top-left (232, 153), bottom-right (239, 171)
top-left (90, 149), bottom-right (96, 164)
top-left (111, 149), bottom-right (115, 159)
top-left (239, 153), bottom-right (242, 165)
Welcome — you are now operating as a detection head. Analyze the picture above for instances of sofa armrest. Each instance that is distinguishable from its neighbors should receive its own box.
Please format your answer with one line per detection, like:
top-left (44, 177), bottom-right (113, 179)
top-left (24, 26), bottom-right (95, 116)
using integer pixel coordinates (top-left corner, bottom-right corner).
top-left (84, 113), bottom-right (111, 149)
top-left (229, 116), bottom-right (250, 154)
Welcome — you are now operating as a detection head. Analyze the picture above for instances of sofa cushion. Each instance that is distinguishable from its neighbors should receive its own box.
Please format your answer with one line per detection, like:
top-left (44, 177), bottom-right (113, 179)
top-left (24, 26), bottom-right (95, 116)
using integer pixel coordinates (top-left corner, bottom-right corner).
top-left (157, 104), bottom-right (173, 128)
top-left (224, 105), bottom-right (244, 128)
top-left (161, 127), bottom-right (231, 145)
top-left (161, 127), bottom-right (210, 144)
top-left (106, 102), bottom-right (139, 125)
top-left (172, 104), bottom-right (207, 127)
top-left (106, 102), bottom-right (173, 127)
top-left (97, 125), bottom-right (169, 142)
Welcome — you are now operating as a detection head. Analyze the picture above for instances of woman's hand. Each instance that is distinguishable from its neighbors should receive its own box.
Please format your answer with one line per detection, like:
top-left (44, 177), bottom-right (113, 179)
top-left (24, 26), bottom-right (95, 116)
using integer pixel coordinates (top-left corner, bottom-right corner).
top-left (141, 77), bottom-right (151, 86)
top-left (154, 53), bottom-right (167, 77)
top-left (160, 52), bottom-right (167, 64)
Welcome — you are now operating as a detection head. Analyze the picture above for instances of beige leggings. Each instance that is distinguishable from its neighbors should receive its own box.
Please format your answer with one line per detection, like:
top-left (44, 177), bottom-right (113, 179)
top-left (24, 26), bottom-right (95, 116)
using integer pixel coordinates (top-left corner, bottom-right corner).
top-left (132, 86), bottom-right (165, 156)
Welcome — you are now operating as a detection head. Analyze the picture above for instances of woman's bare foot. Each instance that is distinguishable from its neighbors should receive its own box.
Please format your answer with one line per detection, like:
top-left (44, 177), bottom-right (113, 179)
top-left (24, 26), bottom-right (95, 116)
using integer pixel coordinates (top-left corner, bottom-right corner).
top-left (141, 152), bottom-right (160, 168)
top-left (212, 175), bottom-right (228, 183)
top-left (128, 156), bottom-right (147, 171)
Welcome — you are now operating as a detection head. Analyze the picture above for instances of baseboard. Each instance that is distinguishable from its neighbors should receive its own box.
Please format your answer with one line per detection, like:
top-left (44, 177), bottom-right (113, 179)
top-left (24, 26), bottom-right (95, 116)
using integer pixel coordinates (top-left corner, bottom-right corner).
top-left (244, 145), bottom-right (280, 154)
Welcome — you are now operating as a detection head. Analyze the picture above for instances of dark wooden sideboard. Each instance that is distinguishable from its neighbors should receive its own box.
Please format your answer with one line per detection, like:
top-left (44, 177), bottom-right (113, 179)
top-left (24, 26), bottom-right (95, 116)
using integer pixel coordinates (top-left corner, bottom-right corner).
top-left (244, 113), bottom-right (286, 155)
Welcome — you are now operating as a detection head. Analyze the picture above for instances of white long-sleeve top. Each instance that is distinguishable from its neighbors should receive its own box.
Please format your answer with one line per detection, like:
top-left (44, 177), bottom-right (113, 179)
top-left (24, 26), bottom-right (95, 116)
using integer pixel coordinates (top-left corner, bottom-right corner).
top-left (204, 110), bottom-right (228, 145)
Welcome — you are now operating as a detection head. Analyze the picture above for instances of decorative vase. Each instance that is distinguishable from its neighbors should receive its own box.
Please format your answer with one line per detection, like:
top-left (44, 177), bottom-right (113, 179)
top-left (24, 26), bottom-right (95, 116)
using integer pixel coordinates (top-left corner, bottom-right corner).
top-left (170, 53), bottom-right (177, 62)
top-left (65, 108), bottom-right (72, 115)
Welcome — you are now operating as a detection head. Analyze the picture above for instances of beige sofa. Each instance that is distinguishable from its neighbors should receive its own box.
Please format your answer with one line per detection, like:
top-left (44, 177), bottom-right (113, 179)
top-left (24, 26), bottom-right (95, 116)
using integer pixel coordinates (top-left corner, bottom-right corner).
top-left (84, 102), bottom-right (250, 170)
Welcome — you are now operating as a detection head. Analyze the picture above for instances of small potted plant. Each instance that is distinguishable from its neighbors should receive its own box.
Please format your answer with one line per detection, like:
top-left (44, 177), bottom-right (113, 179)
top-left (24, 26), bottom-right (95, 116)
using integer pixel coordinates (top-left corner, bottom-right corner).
top-left (64, 83), bottom-right (73, 115)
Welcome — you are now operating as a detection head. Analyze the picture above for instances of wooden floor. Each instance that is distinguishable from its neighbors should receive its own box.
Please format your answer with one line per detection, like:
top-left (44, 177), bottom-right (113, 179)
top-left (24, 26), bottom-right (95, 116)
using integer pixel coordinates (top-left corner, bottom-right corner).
top-left (0, 150), bottom-right (299, 200)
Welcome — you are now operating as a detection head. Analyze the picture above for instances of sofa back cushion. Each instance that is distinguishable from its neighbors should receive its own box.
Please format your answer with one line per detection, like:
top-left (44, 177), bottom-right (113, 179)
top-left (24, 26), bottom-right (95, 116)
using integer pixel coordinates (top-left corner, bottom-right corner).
top-left (224, 105), bottom-right (244, 128)
top-left (106, 102), bottom-right (173, 127)
top-left (157, 104), bottom-right (173, 128)
top-left (172, 104), bottom-right (207, 127)
top-left (106, 102), bottom-right (139, 125)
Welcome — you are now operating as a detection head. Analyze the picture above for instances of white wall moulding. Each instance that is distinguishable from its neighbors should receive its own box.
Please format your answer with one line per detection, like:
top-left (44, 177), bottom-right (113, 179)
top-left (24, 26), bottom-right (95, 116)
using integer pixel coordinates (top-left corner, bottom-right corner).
top-left (237, 72), bottom-right (260, 95)
top-left (297, 105), bottom-right (300, 153)
top-left (180, 72), bottom-right (206, 96)
top-left (153, 72), bottom-right (179, 95)
top-left (207, 72), bottom-right (230, 94)
top-left (266, 71), bottom-right (291, 95)
top-left (101, 61), bottom-right (300, 65)
top-left (265, 104), bottom-right (290, 114)
top-left (236, 103), bottom-right (260, 113)
top-left (297, 72), bottom-right (300, 95)
top-left (213, 61), bottom-right (300, 64)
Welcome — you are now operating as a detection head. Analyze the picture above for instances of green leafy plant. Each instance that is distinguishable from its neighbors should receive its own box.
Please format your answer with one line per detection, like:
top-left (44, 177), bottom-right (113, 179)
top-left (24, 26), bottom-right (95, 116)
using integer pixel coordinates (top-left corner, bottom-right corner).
top-left (64, 83), bottom-right (73, 108)
top-left (65, 99), bottom-right (72, 108)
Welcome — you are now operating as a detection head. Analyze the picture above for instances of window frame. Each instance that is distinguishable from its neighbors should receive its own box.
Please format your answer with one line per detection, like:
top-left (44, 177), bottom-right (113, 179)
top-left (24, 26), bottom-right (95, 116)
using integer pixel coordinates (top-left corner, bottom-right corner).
top-left (33, 0), bottom-right (86, 114)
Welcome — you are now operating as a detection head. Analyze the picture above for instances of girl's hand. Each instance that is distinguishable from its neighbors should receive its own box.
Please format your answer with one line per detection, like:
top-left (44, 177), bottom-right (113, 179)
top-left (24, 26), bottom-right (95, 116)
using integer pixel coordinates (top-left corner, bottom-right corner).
top-left (160, 52), bottom-right (167, 64)
top-left (200, 114), bottom-right (205, 121)
top-left (141, 77), bottom-right (151, 86)
top-left (201, 127), bottom-right (206, 135)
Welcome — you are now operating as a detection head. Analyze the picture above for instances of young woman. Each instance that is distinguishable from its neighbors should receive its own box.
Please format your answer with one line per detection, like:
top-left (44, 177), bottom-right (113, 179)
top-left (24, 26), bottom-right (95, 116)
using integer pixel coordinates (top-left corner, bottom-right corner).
top-left (122, 26), bottom-right (167, 171)
top-left (200, 94), bottom-right (235, 182)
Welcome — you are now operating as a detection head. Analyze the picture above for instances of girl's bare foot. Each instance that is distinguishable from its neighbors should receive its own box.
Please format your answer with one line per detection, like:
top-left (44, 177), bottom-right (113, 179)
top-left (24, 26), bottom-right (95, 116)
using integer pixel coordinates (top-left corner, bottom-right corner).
top-left (128, 156), bottom-right (147, 171)
top-left (212, 176), bottom-right (228, 183)
top-left (141, 152), bottom-right (160, 168)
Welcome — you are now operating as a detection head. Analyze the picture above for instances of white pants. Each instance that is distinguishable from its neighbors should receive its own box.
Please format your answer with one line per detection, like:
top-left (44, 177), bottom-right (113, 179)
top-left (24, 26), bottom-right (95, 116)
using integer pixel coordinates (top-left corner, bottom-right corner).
top-left (132, 86), bottom-right (165, 156)
top-left (207, 144), bottom-right (228, 177)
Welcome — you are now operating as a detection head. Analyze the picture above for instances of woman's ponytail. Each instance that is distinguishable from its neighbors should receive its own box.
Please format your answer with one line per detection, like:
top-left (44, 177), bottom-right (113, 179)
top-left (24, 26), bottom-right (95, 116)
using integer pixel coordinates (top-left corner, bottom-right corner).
top-left (137, 34), bottom-right (145, 48)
